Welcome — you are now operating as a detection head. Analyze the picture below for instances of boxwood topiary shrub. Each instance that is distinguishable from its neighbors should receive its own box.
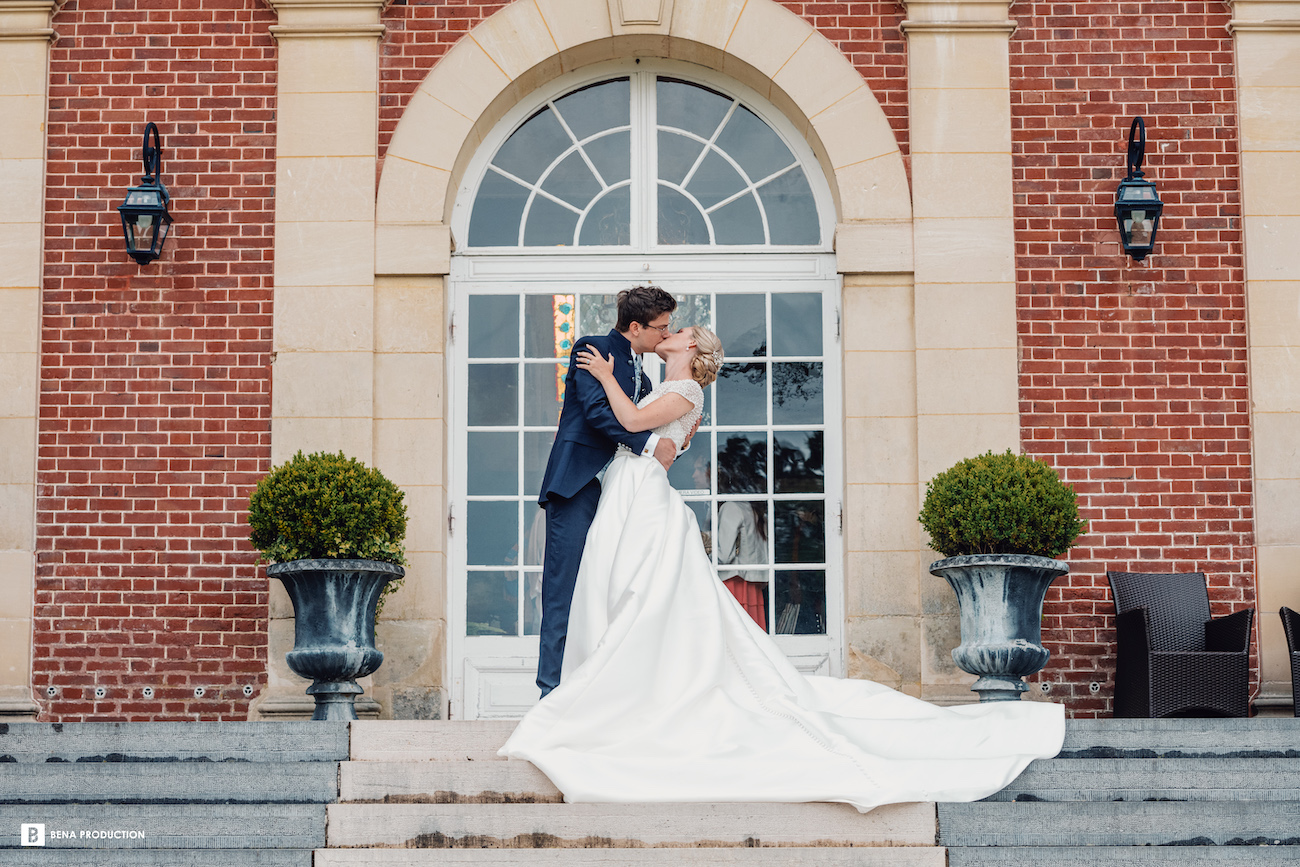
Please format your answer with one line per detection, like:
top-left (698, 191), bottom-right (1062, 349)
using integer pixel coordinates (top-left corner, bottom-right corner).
top-left (918, 449), bottom-right (1086, 558)
top-left (249, 451), bottom-right (408, 610)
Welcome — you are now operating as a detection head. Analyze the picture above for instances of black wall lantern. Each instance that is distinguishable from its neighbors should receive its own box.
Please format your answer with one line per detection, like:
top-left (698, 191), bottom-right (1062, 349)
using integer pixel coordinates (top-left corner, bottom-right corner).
top-left (1114, 116), bottom-right (1163, 261)
top-left (117, 122), bottom-right (173, 265)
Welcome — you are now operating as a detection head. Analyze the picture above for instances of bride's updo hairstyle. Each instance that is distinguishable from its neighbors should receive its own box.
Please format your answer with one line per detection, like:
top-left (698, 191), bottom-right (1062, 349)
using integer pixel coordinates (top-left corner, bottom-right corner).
top-left (690, 326), bottom-right (724, 388)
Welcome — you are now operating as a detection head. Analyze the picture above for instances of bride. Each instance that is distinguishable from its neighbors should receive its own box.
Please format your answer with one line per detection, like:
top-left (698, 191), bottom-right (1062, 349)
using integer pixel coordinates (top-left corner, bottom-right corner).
top-left (500, 323), bottom-right (1064, 812)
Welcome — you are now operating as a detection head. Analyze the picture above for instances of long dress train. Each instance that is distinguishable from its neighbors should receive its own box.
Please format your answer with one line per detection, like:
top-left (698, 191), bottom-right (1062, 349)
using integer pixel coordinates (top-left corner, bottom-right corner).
top-left (502, 381), bottom-right (1063, 813)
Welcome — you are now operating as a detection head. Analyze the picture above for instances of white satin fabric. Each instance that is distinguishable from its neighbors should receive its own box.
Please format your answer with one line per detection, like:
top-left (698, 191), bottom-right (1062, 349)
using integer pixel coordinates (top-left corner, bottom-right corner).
top-left (501, 452), bottom-right (1065, 813)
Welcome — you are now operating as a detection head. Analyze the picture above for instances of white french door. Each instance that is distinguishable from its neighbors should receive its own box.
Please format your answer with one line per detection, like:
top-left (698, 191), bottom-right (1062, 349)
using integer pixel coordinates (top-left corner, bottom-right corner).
top-left (448, 254), bottom-right (843, 719)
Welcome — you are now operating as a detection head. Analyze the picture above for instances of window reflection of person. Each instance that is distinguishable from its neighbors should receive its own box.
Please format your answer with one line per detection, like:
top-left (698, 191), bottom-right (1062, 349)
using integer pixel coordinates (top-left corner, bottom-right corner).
top-left (716, 449), bottom-right (768, 630)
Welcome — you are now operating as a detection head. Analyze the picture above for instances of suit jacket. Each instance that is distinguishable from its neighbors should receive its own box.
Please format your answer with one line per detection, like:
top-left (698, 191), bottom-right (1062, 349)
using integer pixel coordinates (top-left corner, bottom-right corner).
top-left (538, 329), bottom-right (653, 505)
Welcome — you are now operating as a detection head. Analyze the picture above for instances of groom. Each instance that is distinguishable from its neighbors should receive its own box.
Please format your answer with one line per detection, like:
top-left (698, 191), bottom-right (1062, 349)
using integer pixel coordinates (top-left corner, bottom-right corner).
top-left (536, 285), bottom-right (680, 697)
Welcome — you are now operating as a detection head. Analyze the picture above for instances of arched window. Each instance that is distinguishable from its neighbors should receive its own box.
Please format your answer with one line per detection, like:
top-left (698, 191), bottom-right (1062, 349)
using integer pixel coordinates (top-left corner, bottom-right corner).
top-left (461, 71), bottom-right (828, 250)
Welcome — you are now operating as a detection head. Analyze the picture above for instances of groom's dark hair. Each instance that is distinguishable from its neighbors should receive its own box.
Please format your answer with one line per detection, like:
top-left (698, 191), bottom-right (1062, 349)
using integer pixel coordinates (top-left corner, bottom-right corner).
top-left (616, 285), bottom-right (677, 332)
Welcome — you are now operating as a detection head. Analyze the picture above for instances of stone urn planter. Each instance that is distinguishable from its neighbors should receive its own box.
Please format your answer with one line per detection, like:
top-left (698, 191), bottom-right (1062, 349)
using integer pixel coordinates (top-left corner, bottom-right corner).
top-left (929, 554), bottom-right (1069, 702)
top-left (269, 558), bottom-right (404, 720)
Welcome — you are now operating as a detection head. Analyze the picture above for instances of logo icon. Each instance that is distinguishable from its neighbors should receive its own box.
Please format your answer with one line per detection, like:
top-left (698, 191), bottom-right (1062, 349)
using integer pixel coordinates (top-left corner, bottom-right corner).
top-left (21, 823), bottom-right (45, 847)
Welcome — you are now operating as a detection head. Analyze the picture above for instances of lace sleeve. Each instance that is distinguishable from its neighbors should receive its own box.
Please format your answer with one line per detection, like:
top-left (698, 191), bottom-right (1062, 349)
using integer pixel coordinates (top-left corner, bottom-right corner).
top-left (658, 378), bottom-right (704, 412)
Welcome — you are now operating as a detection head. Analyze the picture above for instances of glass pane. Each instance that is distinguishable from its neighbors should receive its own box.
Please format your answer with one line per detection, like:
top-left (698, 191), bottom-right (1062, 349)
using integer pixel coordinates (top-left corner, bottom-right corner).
top-left (716, 431), bottom-right (768, 496)
top-left (523, 570), bottom-right (543, 636)
top-left (716, 362), bottom-right (766, 425)
top-left (657, 77), bottom-right (732, 139)
top-left (468, 431), bottom-right (518, 495)
top-left (757, 166), bottom-right (820, 245)
top-left (467, 364), bottom-right (518, 426)
top-left (772, 361), bottom-right (823, 425)
top-left (774, 500), bottom-right (825, 564)
top-left (717, 294), bottom-right (766, 359)
top-left (672, 293), bottom-right (713, 332)
top-left (541, 150), bottom-right (601, 209)
top-left (774, 570), bottom-right (826, 635)
top-left (683, 500), bottom-right (710, 557)
top-left (524, 430), bottom-right (555, 498)
top-left (523, 196), bottom-right (580, 247)
top-left (578, 186), bottom-right (631, 246)
top-left (468, 170), bottom-right (529, 247)
top-left (668, 435), bottom-right (713, 495)
top-left (524, 294), bottom-right (574, 359)
top-left (493, 107), bottom-right (570, 185)
top-left (467, 501), bottom-right (519, 566)
top-left (658, 184), bottom-right (710, 245)
top-left (523, 505), bottom-right (546, 567)
top-left (716, 500), bottom-right (769, 578)
top-left (578, 294), bottom-right (619, 338)
top-left (524, 362), bottom-right (567, 426)
top-left (715, 105), bottom-right (795, 182)
top-left (774, 430), bottom-right (824, 494)
top-left (469, 295), bottom-right (519, 358)
top-left (771, 293), bottom-right (821, 357)
top-left (553, 78), bottom-right (629, 141)
top-left (466, 571), bottom-right (518, 636)
top-left (585, 130), bottom-right (631, 185)
top-left (711, 193), bottom-right (764, 245)
top-left (658, 130), bottom-right (704, 186)
top-left (720, 568), bottom-right (772, 633)
top-left (686, 150), bottom-right (745, 210)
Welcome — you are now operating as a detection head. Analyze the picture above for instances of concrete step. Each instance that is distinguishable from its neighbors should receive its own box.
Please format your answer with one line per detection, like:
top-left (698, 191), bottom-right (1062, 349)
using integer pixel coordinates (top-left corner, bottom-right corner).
top-left (315, 850), bottom-right (945, 865)
top-left (987, 757), bottom-right (1300, 802)
top-left (350, 720), bottom-right (515, 762)
top-left (339, 760), bottom-right (562, 803)
top-left (0, 803), bottom-right (326, 849)
top-left (0, 761), bottom-right (338, 804)
top-left (326, 802), bottom-right (936, 848)
top-left (0, 722), bottom-right (349, 763)
top-left (937, 800), bottom-right (1300, 847)
top-left (947, 848), bottom-right (1300, 866)
top-left (0, 852), bottom-right (312, 866)
top-left (1060, 719), bottom-right (1300, 758)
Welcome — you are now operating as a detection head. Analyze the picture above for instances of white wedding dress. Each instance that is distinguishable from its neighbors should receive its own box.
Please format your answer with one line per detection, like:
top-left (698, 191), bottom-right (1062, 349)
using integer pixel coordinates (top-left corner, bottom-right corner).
top-left (501, 378), bottom-right (1064, 812)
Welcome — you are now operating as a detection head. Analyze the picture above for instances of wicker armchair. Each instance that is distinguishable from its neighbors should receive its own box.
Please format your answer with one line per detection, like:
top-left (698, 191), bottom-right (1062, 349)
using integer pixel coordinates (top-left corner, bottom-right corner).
top-left (1280, 607), bottom-right (1300, 717)
top-left (1107, 571), bottom-right (1253, 718)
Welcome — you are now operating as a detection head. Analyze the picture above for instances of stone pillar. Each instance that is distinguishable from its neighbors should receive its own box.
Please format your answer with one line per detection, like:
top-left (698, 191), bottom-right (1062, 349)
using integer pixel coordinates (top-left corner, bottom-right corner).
top-left (0, 0), bottom-right (55, 721)
top-left (902, 0), bottom-right (1019, 702)
top-left (1229, 0), bottom-right (1300, 712)
top-left (254, 0), bottom-right (384, 719)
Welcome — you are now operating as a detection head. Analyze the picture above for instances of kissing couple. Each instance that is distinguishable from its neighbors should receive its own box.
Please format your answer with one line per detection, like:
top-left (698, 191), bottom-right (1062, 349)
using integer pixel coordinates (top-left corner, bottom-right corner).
top-left (501, 285), bottom-right (1064, 812)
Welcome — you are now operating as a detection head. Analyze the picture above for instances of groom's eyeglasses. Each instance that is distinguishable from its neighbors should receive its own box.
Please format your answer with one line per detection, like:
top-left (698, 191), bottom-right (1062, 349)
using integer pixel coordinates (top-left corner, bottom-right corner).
top-left (645, 323), bottom-right (673, 335)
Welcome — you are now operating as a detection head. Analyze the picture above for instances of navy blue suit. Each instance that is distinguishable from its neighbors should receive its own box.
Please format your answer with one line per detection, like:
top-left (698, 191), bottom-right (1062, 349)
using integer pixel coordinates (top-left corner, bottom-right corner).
top-left (536, 329), bottom-right (652, 695)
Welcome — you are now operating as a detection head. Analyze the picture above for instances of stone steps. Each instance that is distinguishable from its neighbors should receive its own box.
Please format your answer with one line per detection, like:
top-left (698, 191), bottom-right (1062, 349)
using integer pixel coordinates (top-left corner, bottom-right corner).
top-left (315, 850), bottom-right (946, 865)
top-left (986, 756), bottom-right (1300, 801)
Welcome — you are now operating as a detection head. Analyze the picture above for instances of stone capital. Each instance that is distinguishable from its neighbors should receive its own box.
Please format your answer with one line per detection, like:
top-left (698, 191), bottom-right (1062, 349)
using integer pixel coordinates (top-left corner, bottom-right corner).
top-left (1228, 0), bottom-right (1300, 30)
top-left (0, 0), bottom-right (58, 41)
top-left (266, 0), bottom-right (385, 39)
top-left (900, 0), bottom-right (1015, 34)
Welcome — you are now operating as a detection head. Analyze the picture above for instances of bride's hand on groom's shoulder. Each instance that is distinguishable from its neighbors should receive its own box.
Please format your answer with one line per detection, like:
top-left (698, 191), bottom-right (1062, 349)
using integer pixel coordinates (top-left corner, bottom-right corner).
top-left (576, 347), bottom-right (615, 383)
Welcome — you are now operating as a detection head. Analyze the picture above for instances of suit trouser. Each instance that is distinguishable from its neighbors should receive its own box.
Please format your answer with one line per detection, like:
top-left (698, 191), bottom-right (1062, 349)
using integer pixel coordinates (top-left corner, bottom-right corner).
top-left (536, 477), bottom-right (602, 696)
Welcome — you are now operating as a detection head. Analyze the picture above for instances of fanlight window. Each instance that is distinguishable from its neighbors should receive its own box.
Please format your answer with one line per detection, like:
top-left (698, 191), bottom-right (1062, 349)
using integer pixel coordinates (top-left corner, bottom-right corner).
top-left (466, 74), bottom-right (823, 249)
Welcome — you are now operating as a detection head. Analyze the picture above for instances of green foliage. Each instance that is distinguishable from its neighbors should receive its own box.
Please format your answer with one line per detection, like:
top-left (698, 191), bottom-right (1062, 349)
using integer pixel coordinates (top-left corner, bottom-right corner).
top-left (918, 450), bottom-right (1087, 558)
top-left (248, 451), bottom-right (408, 567)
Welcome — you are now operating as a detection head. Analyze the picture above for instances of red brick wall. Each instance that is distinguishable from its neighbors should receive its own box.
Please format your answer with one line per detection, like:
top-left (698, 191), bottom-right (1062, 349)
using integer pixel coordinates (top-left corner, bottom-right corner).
top-left (1011, 3), bottom-right (1254, 715)
top-left (377, 1), bottom-right (909, 168)
top-left (34, 0), bottom-right (276, 720)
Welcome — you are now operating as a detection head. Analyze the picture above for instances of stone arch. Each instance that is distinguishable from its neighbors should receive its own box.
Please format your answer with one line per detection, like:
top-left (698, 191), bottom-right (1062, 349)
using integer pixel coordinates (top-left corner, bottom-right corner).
top-left (374, 0), bottom-right (913, 273)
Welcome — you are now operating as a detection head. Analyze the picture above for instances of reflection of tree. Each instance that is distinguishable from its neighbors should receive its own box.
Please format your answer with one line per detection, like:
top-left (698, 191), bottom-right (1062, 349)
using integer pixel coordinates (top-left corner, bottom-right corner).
top-left (717, 434), bottom-right (766, 494)
top-left (773, 361), bottom-right (822, 408)
top-left (774, 431), bottom-right (823, 493)
top-left (775, 501), bottom-right (825, 564)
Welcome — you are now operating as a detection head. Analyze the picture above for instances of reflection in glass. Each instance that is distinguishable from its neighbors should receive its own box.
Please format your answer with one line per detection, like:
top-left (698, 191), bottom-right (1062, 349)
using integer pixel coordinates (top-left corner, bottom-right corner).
top-left (466, 571), bottom-right (518, 636)
top-left (757, 166), bottom-right (819, 245)
top-left (716, 362), bottom-right (766, 425)
top-left (716, 104), bottom-right (795, 182)
top-left (468, 364), bottom-right (518, 426)
top-left (467, 501), bottom-right (519, 566)
top-left (668, 438), bottom-right (714, 495)
top-left (468, 171), bottom-right (529, 247)
top-left (468, 431), bottom-right (518, 495)
top-left (524, 431), bottom-right (555, 497)
top-left (524, 196), bottom-right (579, 247)
top-left (774, 431), bottom-right (824, 494)
top-left (774, 500), bottom-right (825, 564)
top-left (658, 131), bottom-right (704, 186)
top-left (774, 570), bottom-right (826, 634)
top-left (541, 150), bottom-right (601, 208)
top-left (524, 295), bottom-right (574, 359)
top-left (716, 500), bottom-right (769, 582)
top-left (682, 500), bottom-right (710, 556)
top-left (686, 150), bottom-right (745, 210)
top-left (772, 362), bottom-right (822, 425)
top-left (469, 295), bottom-right (519, 358)
top-left (585, 131), bottom-right (631, 185)
top-left (578, 294), bottom-right (619, 338)
top-left (494, 108), bottom-right (570, 184)
top-left (711, 193), bottom-right (764, 245)
top-left (524, 362), bottom-right (567, 426)
top-left (523, 571), bottom-right (543, 636)
top-left (717, 294), bottom-right (765, 359)
top-left (579, 186), bottom-right (631, 246)
top-left (658, 185), bottom-right (709, 245)
top-left (771, 293), bottom-right (821, 357)
top-left (657, 78), bottom-right (732, 139)
top-left (716, 432), bottom-right (767, 495)
top-left (553, 78), bottom-right (629, 141)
